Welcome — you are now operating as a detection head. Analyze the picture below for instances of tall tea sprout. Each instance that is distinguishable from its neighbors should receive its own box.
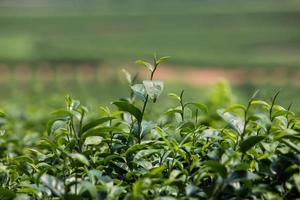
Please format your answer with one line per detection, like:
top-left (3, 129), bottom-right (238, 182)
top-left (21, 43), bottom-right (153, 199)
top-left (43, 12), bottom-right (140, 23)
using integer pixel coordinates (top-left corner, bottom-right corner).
top-left (113, 55), bottom-right (169, 143)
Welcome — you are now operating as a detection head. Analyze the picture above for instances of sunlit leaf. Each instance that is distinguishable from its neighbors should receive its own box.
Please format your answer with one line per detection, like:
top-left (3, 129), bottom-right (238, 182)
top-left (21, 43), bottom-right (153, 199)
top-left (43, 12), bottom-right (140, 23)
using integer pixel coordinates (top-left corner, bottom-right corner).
top-left (131, 84), bottom-right (147, 102)
top-left (69, 153), bottom-right (90, 166)
top-left (251, 100), bottom-right (271, 110)
top-left (143, 80), bottom-right (164, 102)
top-left (136, 60), bottom-right (154, 72)
top-left (185, 102), bottom-right (208, 114)
top-left (40, 174), bottom-right (64, 197)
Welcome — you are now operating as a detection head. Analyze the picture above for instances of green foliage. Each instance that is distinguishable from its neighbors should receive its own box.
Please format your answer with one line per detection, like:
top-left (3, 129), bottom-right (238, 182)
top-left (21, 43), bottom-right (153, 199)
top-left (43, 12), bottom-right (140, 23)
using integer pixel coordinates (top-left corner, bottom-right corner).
top-left (0, 57), bottom-right (299, 199)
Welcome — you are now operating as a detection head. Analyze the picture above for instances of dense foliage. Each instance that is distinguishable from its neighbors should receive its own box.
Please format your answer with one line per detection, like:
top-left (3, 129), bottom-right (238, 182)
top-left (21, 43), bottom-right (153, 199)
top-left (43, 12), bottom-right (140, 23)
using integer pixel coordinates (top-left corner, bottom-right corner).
top-left (0, 57), bottom-right (300, 200)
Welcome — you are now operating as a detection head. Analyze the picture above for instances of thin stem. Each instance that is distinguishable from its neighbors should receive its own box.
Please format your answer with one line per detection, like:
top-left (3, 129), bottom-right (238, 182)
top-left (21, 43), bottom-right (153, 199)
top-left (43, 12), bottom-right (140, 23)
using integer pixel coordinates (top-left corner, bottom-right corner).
top-left (78, 110), bottom-right (85, 137)
top-left (240, 91), bottom-right (259, 143)
top-left (137, 61), bottom-right (157, 143)
top-left (195, 109), bottom-right (198, 124)
top-left (78, 109), bottom-right (85, 151)
top-left (75, 166), bottom-right (78, 195)
top-left (270, 91), bottom-right (280, 121)
top-left (109, 119), bottom-right (113, 153)
top-left (266, 91), bottom-right (280, 135)
top-left (180, 90), bottom-right (185, 121)
top-left (286, 103), bottom-right (292, 128)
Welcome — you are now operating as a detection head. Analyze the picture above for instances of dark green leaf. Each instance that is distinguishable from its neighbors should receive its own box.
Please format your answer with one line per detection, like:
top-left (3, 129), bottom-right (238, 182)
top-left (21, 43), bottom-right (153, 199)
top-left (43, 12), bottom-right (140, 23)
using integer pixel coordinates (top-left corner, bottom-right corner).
top-left (0, 187), bottom-right (16, 200)
top-left (81, 116), bottom-right (115, 133)
top-left (81, 126), bottom-right (119, 140)
top-left (239, 136), bottom-right (265, 153)
top-left (124, 143), bottom-right (149, 157)
top-left (0, 111), bottom-right (6, 118)
top-left (112, 101), bottom-right (142, 123)
top-left (204, 160), bottom-right (227, 179)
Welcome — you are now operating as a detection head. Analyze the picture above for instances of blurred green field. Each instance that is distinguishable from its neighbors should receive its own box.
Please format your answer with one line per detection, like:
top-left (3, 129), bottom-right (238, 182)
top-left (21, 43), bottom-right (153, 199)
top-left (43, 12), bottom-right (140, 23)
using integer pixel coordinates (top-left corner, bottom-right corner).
top-left (0, 0), bottom-right (300, 67)
top-left (0, 0), bottom-right (299, 118)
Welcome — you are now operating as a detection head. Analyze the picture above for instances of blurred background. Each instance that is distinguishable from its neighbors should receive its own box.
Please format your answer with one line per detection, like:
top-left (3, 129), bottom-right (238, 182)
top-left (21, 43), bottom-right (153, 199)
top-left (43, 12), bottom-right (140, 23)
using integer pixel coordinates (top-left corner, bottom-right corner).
top-left (0, 0), bottom-right (300, 115)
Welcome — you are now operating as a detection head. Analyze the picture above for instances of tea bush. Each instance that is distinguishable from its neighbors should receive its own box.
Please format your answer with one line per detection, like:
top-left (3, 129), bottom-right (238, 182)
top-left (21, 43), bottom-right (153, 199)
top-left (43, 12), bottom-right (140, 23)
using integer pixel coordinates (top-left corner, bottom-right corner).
top-left (0, 57), bottom-right (299, 200)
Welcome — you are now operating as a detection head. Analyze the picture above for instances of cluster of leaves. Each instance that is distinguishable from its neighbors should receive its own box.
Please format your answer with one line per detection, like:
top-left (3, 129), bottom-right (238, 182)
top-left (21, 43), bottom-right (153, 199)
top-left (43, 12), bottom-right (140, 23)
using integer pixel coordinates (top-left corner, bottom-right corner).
top-left (0, 56), bottom-right (300, 200)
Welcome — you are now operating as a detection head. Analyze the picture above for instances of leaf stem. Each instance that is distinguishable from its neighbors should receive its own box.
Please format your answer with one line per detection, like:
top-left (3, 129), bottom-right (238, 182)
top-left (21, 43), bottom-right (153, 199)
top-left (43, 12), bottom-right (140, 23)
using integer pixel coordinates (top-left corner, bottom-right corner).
top-left (180, 90), bottom-right (185, 121)
top-left (137, 59), bottom-right (157, 143)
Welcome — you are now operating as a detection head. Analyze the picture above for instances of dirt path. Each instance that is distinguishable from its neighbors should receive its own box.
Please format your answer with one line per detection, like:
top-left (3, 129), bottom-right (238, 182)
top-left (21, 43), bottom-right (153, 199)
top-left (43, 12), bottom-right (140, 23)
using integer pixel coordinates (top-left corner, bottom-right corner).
top-left (138, 64), bottom-right (300, 86)
top-left (0, 63), bottom-right (299, 87)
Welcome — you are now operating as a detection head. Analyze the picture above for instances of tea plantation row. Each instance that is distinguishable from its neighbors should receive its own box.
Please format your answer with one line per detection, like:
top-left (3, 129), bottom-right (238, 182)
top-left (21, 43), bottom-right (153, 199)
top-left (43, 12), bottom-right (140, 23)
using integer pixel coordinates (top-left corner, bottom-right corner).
top-left (0, 57), bottom-right (299, 199)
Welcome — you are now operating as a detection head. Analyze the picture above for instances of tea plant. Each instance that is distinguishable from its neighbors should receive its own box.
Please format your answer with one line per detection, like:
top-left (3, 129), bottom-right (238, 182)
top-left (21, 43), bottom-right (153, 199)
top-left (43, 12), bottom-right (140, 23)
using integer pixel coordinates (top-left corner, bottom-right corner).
top-left (0, 56), bottom-right (299, 199)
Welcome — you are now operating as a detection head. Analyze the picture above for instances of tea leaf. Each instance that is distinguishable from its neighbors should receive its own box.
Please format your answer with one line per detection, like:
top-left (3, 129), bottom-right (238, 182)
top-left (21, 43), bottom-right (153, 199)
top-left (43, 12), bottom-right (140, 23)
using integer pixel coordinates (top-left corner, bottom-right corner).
top-left (143, 80), bottom-right (164, 102)
top-left (185, 102), bottom-right (208, 114)
top-left (112, 100), bottom-right (142, 123)
top-left (204, 160), bottom-right (227, 179)
top-left (81, 117), bottom-right (115, 133)
top-left (136, 60), bottom-right (154, 72)
top-left (239, 136), bottom-right (265, 153)
top-left (131, 84), bottom-right (147, 102)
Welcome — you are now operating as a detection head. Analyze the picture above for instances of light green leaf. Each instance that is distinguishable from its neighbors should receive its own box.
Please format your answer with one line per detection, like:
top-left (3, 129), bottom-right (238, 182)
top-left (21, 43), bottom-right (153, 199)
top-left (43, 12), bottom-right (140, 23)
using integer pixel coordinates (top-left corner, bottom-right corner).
top-left (69, 153), bottom-right (90, 166)
top-left (293, 174), bottom-right (300, 192)
top-left (47, 119), bottom-right (67, 135)
top-left (148, 165), bottom-right (167, 177)
top-left (84, 136), bottom-right (103, 145)
top-left (65, 95), bottom-right (81, 111)
top-left (136, 60), bottom-right (154, 72)
top-left (155, 56), bottom-right (170, 65)
top-left (168, 93), bottom-right (181, 101)
top-left (281, 139), bottom-right (300, 154)
top-left (225, 104), bottom-right (246, 112)
top-left (79, 181), bottom-right (98, 200)
top-left (122, 69), bottom-right (132, 85)
top-left (165, 107), bottom-right (182, 115)
top-left (272, 110), bottom-right (294, 119)
top-left (251, 100), bottom-right (271, 110)
top-left (40, 174), bottom-right (64, 197)
top-left (218, 109), bottom-right (244, 134)
top-left (185, 102), bottom-right (208, 114)
top-left (131, 84), bottom-right (147, 102)
top-left (132, 179), bottom-right (143, 198)
top-left (143, 80), bottom-right (164, 102)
